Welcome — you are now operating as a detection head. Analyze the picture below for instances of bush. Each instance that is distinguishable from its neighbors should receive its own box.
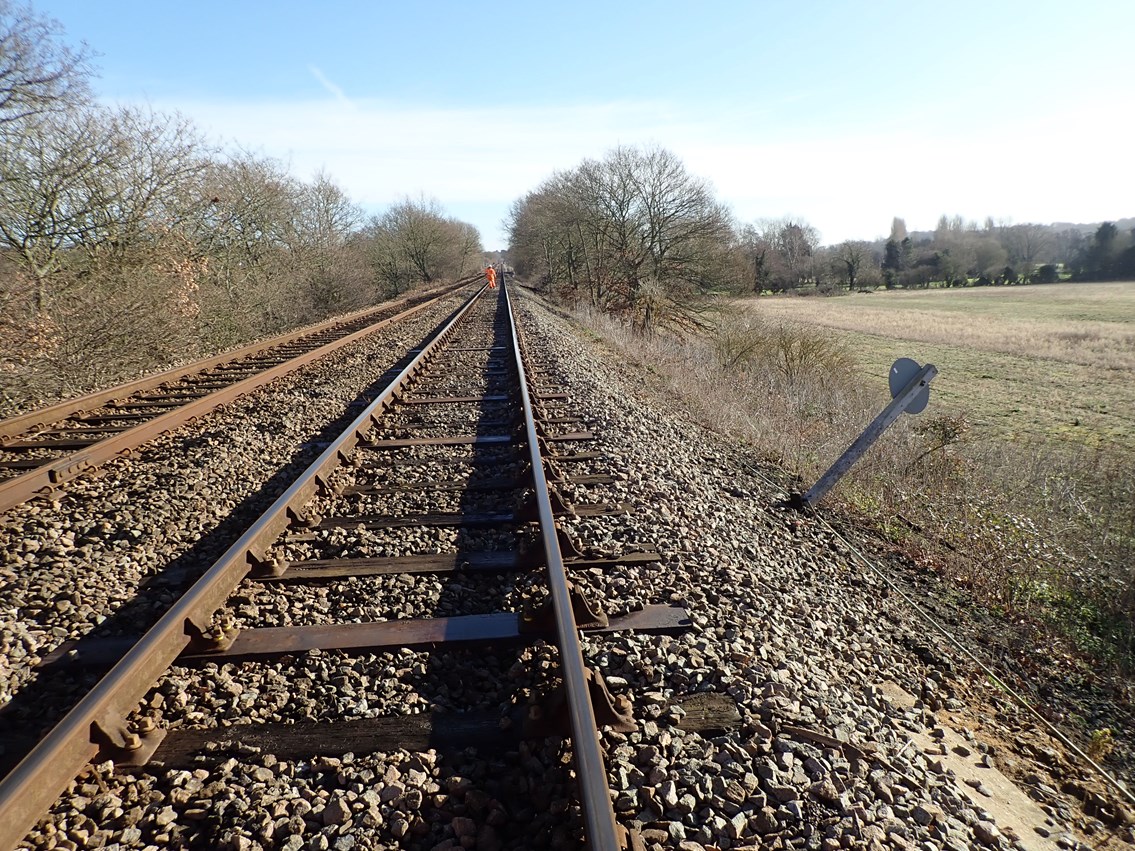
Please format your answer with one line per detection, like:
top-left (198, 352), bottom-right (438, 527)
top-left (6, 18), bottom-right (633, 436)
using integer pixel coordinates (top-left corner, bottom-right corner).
top-left (711, 313), bottom-right (853, 385)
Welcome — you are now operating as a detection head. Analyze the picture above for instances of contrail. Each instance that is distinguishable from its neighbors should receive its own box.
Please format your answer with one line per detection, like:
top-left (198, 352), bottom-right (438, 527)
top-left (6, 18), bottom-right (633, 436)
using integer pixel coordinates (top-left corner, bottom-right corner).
top-left (308, 64), bottom-right (355, 109)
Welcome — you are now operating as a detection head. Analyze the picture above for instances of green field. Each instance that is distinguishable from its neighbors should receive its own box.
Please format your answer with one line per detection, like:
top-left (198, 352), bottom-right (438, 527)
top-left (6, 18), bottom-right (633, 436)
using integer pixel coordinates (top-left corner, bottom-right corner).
top-left (739, 282), bottom-right (1135, 452)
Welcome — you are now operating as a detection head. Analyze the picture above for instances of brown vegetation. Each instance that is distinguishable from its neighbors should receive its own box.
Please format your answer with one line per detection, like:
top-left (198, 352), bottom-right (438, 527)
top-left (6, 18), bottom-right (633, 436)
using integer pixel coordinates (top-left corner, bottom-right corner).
top-left (575, 302), bottom-right (1135, 671)
top-left (0, 5), bottom-right (481, 415)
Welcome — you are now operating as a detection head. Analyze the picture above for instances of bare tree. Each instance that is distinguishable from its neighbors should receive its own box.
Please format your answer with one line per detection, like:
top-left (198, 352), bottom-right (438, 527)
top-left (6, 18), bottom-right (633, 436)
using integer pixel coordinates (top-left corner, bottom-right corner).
top-left (186, 152), bottom-right (306, 337)
top-left (292, 170), bottom-right (363, 309)
top-left (508, 145), bottom-right (734, 330)
top-left (834, 240), bottom-right (873, 290)
top-left (0, 1), bottom-right (91, 125)
top-left (364, 196), bottom-right (480, 295)
top-left (738, 222), bottom-right (776, 293)
top-left (1001, 223), bottom-right (1050, 278)
top-left (776, 218), bottom-right (820, 287)
top-left (76, 107), bottom-right (209, 266)
top-left (0, 106), bottom-right (123, 309)
top-left (450, 220), bottom-right (482, 276)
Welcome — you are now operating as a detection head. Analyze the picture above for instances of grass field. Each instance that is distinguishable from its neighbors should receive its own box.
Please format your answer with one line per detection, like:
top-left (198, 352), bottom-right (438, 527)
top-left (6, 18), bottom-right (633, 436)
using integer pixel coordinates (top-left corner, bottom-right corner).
top-left (739, 282), bottom-right (1135, 452)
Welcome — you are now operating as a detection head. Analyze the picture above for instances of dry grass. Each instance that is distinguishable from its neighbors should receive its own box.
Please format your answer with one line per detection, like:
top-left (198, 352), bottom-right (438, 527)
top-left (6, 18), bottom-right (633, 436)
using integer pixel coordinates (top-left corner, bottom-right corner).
top-left (572, 291), bottom-right (1135, 669)
top-left (739, 282), bottom-right (1135, 454)
top-left (747, 282), bottom-right (1135, 369)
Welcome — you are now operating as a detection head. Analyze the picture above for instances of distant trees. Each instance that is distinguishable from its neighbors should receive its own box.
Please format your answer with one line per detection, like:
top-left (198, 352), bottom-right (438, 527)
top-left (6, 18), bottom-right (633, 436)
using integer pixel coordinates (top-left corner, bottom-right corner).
top-left (875, 214), bottom-right (1091, 288)
top-left (508, 145), bottom-right (734, 331)
top-left (1001, 223), bottom-right (1049, 280)
top-left (881, 217), bottom-right (913, 289)
top-left (833, 240), bottom-right (876, 290)
top-left (737, 217), bottom-right (822, 292)
top-left (1068, 222), bottom-right (1135, 281)
top-left (364, 196), bottom-right (482, 296)
top-left (0, 4), bottom-right (478, 411)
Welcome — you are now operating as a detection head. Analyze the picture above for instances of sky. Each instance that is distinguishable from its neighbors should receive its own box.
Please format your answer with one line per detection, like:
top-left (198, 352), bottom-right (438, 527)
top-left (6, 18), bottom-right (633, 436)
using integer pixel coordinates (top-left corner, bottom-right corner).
top-left (36, 0), bottom-right (1135, 250)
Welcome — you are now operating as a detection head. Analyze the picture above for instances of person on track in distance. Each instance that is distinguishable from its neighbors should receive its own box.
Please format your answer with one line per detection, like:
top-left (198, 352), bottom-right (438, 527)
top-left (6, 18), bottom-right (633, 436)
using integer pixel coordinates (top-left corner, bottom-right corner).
top-left (485, 265), bottom-right (497, 289)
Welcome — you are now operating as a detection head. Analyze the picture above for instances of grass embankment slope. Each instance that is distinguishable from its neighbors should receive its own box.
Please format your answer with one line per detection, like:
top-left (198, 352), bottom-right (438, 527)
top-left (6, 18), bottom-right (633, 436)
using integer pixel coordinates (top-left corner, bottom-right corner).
top-left (580, 281), bottom-right (1134, 666)
top-left (747, 282), bottom-right (1135, 453)
top-left (571, 278), bottom-right (1135, 801)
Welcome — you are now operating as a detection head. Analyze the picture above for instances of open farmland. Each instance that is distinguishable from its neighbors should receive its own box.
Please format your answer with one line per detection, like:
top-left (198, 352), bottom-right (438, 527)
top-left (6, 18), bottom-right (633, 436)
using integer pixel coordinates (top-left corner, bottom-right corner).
top-left (742, 282), bottom-right (1135, 452)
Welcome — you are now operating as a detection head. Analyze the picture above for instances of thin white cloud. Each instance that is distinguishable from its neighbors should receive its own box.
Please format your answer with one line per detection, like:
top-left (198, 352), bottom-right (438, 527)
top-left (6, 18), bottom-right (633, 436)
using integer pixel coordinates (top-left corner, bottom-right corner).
top-left (307, 65), bottom-right (355, 110)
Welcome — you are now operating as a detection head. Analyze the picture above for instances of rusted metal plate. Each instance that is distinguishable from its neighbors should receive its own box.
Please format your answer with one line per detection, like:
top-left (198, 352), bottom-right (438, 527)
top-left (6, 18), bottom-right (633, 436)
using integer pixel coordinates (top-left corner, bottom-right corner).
top-left (264, 551), bottom-right (528, 580)
top-left (400, 395), bottom-right (510, 405)
top-left (43, 606), bottom-right (690, 668)
top-left (314, 511), bottom-right (517, 530)
top-left (544, 452), bottom-right (602, 462)
top-left (550, 473), bottom-right (615, 485)
top-left (343, 476), bottom-right (522, 495)
top-left (568, 503), bottom-right (630, 517)
top-left (672, 693), bottom-right (743, 735)
top-left (361, 434), bottom-right (513, 449)
top-left (541, 431), bottom-right (594, 442)
top-left (147, 710), bottom-right (518, 767)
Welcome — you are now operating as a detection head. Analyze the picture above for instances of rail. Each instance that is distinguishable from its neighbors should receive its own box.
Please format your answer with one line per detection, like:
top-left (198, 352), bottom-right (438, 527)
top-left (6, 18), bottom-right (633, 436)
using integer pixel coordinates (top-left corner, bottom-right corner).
top-left (505, 280), bottom-right (623, 849)
top-left (0, 286), bottom-right (489, 850)
top-left (0, 280), bottom-right (473, 514)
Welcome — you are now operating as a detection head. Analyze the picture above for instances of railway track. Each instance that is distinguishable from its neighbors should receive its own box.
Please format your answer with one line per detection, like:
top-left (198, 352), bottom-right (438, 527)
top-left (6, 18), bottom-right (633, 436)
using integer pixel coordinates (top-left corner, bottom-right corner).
top-left (0, 283), bottom-right (690, 850)
top-left (0, 281), bottom-right (472, 515)
top-left (3, 282), bottom-right (1125, 850)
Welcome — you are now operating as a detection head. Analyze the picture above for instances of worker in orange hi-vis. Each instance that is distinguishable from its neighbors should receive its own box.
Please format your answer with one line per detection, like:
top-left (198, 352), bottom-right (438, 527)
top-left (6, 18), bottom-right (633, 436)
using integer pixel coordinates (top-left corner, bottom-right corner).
top-left (485, 265), bottom-right (497, 289)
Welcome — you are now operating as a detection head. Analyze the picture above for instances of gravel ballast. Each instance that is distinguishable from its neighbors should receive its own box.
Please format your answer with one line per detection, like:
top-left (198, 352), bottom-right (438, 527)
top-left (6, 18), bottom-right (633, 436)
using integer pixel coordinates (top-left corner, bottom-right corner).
top-left (0, 291), bottom-right (469, 718)
top-left (3, 286), bottom-right (1131, 850)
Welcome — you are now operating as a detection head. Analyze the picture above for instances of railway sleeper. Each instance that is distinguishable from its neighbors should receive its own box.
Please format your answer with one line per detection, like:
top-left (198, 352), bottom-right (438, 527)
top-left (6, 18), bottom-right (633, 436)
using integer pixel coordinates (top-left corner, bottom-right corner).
top-left (39, 604), bottom-right (689, 669)
top-left (250, 548), bottom-right (660, 581)
top-left (129, 669), bottom-right (638, 773)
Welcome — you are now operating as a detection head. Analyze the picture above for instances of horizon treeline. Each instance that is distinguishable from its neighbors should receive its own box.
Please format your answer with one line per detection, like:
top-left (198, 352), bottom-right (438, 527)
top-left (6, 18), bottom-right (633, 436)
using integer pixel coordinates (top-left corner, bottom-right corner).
top-left (0, 3), bottom-right (482, 413)
top-left (508, 147), bottom-right (1133, 330)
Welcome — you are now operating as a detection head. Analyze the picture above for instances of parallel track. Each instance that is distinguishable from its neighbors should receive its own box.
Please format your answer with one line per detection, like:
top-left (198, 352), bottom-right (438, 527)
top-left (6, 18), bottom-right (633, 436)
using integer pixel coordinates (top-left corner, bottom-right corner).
top-left (0, 283), bottom-right (689, 850)
top-left (0, 281), bottom-right (473, 514)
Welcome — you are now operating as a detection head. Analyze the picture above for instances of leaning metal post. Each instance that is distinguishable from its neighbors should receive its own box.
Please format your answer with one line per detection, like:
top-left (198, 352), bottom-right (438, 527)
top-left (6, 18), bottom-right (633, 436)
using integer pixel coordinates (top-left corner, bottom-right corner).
top-left (802, 363), bottom-right (938, 508)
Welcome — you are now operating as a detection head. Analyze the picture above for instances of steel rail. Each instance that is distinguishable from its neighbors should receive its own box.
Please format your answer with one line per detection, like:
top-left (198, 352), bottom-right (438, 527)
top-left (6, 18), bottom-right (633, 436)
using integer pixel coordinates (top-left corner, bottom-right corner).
top-left (0, 284), bottom-right (457, 442)
top-left (503, 281), bottom-right (623, 850)
top-left (0, 282), bottom-right (473, 515)
top-left (0, 285), bottom-right (488, 851)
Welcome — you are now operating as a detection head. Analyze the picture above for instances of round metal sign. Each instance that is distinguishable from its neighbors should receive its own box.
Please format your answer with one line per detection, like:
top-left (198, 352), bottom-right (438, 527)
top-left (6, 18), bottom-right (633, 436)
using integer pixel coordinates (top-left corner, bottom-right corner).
top-left (889, 357), bottom-right (930, 414)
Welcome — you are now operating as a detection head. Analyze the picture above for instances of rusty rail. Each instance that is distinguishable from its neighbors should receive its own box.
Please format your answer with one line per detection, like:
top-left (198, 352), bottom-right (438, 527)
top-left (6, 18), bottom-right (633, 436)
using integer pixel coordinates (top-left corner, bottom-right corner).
top-left (0, 281), bottom-right (472, 514)
top-left (0, 285), bottom-right (489, 851)
top-left (504, 281), bottom-right (623, 850)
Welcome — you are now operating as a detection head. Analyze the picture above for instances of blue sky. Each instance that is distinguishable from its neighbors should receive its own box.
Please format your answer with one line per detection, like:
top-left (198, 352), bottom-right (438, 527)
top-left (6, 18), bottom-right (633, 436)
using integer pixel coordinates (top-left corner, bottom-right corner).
top-left (39, 0), bottom-right (1135, 249)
